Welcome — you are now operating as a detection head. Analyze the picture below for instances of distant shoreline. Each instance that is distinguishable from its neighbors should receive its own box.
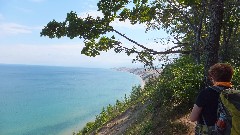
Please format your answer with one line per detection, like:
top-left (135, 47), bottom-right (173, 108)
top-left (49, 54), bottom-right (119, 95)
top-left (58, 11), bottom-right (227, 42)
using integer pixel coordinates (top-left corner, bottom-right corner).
top-left (112, 67), bottom-right (162, 88)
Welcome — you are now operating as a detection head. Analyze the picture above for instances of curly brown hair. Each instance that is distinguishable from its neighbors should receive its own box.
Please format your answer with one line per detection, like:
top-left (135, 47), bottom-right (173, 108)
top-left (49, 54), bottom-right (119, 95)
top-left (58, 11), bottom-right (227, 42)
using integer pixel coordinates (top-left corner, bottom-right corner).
top-left (208, 63), bottom-right (234, 82)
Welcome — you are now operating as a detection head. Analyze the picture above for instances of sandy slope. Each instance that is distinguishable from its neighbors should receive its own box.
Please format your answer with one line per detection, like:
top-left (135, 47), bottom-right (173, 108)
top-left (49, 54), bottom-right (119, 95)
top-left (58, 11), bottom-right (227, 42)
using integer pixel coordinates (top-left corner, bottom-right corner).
top-left (93, 102), bottom-right (195, 135)
top-left (94, 102), bottom-right (148, 135)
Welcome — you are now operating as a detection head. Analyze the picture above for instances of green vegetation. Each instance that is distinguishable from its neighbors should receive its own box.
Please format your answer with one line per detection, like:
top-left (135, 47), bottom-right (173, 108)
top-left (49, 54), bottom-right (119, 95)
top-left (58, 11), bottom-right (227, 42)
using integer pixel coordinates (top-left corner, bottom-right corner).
top-left (75, 56), bottom-right (240, 135)
top-left (40, 0), bottom-right (240, 134)
top-left (124, 56), bottom-right (204, 134)
top-left (41, 0), bottom-right (240, 87)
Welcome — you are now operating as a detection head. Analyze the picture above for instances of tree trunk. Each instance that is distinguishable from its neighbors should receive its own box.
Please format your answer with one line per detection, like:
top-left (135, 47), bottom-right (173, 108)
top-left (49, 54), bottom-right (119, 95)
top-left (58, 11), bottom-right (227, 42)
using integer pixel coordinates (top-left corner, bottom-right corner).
top-left (221, 25), bottom-right (233, 62)
top-left (203, 0), bottom-right (225, 87)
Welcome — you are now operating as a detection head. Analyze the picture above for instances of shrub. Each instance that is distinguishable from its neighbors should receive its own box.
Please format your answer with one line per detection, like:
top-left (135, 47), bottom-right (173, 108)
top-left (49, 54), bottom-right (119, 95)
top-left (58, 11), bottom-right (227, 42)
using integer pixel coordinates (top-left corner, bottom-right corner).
top-left (152, 56), bottom-right (204, 108)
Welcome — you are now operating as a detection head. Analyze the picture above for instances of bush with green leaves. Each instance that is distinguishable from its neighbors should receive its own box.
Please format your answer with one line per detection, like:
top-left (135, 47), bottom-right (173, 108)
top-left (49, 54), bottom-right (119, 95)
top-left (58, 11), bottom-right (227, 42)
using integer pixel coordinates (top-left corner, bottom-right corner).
top-left (152, 56), bottom-right (204, 108)
top-left (232, 66), bottom-right (240, 89)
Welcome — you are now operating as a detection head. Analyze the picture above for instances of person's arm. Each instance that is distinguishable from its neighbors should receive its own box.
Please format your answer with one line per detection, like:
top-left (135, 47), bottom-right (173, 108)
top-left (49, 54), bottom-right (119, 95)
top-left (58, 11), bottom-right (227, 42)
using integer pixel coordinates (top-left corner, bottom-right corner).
top-left (189, 104), bottom-right (202, 122)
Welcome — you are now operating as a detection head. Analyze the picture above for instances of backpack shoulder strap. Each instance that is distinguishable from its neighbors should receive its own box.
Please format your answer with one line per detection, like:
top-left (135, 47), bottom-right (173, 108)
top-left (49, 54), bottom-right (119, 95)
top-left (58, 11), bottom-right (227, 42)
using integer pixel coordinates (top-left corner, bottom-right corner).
top-left (210, 86), bottom-right (226, 93)
top-left (210, 86), bottom-right (230, 117)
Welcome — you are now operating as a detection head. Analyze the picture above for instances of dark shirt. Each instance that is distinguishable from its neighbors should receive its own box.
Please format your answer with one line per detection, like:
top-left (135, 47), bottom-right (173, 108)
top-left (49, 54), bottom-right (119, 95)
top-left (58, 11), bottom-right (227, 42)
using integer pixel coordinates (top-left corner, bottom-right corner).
top-left (195, 87), bottom-right (220, 126)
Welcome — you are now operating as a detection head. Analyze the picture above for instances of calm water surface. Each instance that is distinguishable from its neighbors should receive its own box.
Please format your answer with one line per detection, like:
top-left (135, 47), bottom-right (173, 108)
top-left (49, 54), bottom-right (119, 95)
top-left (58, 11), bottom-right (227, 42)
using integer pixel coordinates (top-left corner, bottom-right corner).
top-left (0, 64), bottom-right (140, 135)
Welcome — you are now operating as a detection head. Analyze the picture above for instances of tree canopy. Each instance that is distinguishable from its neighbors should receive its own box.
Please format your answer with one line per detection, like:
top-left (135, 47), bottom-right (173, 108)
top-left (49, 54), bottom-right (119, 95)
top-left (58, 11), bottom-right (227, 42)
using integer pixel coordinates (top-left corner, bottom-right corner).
top-left (41, 0), bottom-right (240, 84)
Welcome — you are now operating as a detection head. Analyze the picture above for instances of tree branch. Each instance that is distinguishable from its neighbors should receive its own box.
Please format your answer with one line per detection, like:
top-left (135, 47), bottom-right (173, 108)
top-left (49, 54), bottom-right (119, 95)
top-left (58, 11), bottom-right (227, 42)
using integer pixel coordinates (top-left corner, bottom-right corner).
top-left (112, 29), bottom-right (190, 55)
top-left (112, 29), bottom-right (153, 51)
top-left (165, 44), bottom-right (186, 52)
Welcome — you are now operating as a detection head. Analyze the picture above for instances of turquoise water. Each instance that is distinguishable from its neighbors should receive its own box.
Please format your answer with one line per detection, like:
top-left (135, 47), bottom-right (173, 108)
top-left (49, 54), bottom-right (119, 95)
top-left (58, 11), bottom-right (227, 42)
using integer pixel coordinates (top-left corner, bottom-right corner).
top-left (0, 64), bottom-right (140, 135)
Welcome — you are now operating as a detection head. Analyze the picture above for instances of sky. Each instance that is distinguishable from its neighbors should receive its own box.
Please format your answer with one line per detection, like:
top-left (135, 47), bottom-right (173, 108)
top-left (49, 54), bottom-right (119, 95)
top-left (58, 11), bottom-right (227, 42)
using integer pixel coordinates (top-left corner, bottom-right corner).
top-left (0, 0), bottom-right (171, 68)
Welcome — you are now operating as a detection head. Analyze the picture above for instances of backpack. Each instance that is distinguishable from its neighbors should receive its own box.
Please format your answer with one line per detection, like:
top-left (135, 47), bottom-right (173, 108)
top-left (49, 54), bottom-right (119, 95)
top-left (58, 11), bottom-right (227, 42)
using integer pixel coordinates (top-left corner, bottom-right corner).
top-left (211, 86), bottom-right (240, 135)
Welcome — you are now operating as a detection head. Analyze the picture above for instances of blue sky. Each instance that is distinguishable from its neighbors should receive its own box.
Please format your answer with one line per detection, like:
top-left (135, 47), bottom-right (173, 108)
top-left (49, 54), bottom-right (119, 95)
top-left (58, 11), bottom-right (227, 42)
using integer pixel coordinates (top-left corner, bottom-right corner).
top-left (0, 0), bottom-right (171, 68)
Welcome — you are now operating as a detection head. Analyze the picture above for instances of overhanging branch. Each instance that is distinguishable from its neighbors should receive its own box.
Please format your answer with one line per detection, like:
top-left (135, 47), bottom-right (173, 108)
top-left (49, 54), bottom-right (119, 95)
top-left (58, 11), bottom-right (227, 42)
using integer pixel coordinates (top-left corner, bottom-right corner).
top-left (113, 38), bottom-right (190, 55)
top-left (112, 29), bottom-right (190, 55)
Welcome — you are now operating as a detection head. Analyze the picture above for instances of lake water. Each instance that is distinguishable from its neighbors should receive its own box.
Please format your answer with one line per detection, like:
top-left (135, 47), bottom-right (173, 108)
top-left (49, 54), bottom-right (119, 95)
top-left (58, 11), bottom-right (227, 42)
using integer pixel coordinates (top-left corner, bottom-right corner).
top-left (0, 64), bottom-right (141, 135)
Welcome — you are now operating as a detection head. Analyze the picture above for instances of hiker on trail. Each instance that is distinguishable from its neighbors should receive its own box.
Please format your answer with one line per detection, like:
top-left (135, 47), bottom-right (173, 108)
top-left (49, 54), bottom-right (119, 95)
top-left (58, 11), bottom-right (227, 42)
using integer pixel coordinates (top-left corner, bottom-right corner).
top-left (189, 63), bottom-right (234, 135)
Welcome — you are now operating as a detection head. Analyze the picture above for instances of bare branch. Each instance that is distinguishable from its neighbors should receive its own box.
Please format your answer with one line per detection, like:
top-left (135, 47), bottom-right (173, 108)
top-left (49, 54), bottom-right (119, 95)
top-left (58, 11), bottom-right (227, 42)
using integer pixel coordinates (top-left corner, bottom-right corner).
top-left (165, 44), bottom-right (186, 52)
top-left (115, 42), bottom-right (190, 55)
top-left (112, 29), bottom-right (153, 51)
top-left (173, 36), bottom-right (182, 43)
top-left (150, 50), bottom-right (190, 55)
top-left (113, 29), bottom-right (191, 55)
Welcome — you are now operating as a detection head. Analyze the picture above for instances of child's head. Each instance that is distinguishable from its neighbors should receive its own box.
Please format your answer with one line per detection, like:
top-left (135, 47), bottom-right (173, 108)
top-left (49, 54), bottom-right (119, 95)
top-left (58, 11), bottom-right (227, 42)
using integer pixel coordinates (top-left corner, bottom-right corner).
top-left (208, 63), bottom-right (234, 82)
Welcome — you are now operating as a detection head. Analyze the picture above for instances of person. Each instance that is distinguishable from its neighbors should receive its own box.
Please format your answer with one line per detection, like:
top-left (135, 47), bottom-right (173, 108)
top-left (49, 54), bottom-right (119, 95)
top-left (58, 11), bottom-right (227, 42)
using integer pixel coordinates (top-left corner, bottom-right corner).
top-left (189, 63), bottom-right (234, 135)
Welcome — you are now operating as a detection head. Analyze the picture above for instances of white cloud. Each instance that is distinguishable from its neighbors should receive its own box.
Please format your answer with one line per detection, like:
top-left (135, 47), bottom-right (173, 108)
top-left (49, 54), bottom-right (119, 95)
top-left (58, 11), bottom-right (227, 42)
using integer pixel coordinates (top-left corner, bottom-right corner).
top-left (78, 10), bottom-right (104, 18)
top-left (78, 10), bottom-right (145, 30)
top-left (0, 22), bottom-right (41, 36)
top-left (110, 20), bottom-right (145, 30)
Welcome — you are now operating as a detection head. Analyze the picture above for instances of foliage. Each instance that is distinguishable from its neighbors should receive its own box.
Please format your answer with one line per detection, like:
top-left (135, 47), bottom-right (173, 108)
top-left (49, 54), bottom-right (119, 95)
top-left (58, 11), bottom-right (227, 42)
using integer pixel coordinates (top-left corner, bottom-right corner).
top-left (124, 110), bottom-right (153, 135)
top-left (117, 56), bottom-right (204, 134)
top-left (123, 56), bottom-right (206, 134)
top-left (232, 66), bottom-right (240, 89)
top-left (151, 56), bottom-right (204, 107)
top-left (41, 0), bottom-right (240, 68)
top-left (219, 0), bottom-right (240, 64)
top-left (40, 0), bottom-right (240, 92)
